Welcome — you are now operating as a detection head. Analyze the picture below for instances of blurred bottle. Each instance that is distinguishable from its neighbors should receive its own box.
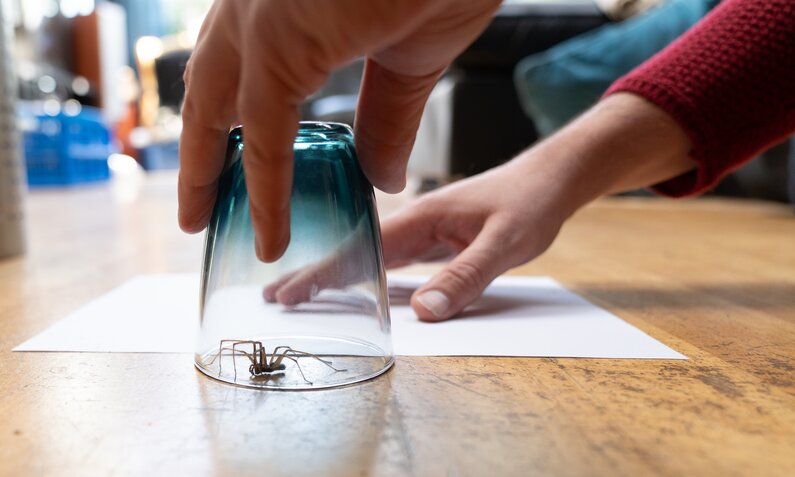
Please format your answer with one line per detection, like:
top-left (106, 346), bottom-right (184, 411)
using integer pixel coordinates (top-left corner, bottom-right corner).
top-left (0, 2), bottom-right (26, 259)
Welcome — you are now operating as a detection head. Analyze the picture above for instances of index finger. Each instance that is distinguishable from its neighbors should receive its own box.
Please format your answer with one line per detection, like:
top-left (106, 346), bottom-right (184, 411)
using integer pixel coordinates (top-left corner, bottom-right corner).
top-left (178, 6), bottom-right (239, 233)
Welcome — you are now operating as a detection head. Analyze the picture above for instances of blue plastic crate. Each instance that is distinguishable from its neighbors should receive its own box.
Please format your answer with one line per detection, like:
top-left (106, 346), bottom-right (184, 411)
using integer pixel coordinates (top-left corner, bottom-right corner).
top-left (139, 140), bottom-right (180, 170)
top-left (21, 106), bottom-right (114, 186)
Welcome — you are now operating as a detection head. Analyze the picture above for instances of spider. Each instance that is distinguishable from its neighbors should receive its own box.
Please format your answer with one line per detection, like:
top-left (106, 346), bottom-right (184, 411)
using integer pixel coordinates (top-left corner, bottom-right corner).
top-left (207, 339), bottom-right (346, 385)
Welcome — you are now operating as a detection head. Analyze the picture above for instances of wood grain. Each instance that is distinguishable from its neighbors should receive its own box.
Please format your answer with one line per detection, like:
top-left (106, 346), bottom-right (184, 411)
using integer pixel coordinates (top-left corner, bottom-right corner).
top-left (0, 172), bottom-right (793, 477)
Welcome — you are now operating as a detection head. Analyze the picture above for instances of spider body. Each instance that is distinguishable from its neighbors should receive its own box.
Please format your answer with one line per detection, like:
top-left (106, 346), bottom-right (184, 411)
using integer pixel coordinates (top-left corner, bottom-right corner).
top-left (250, 362), bottom-right (286, 375)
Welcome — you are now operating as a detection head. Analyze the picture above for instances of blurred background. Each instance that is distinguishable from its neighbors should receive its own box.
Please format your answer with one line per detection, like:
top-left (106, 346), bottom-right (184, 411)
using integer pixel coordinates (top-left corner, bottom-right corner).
top-left (2, 0), bottom-right (794, 198)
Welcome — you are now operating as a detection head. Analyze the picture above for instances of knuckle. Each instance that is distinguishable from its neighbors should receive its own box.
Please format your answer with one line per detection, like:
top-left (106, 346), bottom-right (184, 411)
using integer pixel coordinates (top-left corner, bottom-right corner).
top-left (444, 259), bottom-right (487, 296)
top-left (180, 95), bottom-right (210, 127)
top-left (182, 88), bottom-right (235, 131)
top-left (490, 217), bottom-right (523, 248)
top-left (249, 5), bottom-right (332, 95)
top-left (182, 60), bottom-right (192, 87)
top-left (235, 99), bottom-right (259, 124)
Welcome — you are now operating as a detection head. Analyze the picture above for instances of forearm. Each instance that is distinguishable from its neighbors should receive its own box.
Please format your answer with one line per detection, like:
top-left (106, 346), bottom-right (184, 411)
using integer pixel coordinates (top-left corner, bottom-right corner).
top-left (606, 0), bottom-right (795, 196)
top-left (509, 93), bottom-right (695, 218)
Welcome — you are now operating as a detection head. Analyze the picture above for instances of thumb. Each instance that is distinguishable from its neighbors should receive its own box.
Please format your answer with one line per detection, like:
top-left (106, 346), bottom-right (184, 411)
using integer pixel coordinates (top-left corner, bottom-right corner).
top-left (410, 226), bottom-right (508, 322)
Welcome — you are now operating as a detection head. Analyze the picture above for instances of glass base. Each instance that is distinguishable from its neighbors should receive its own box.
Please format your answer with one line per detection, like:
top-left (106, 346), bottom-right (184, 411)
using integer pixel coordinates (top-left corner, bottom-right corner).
top-left (195, 335), bottom-right (393, 390)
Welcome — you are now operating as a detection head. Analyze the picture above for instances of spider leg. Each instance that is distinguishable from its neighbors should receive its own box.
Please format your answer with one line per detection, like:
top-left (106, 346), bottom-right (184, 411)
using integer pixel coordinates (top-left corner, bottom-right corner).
top-left (252, 341), bottom-right (265, 374)
top-left (230, 342), bottom-right (244, 379)
top-left (266, 346), bottom-right (291, 371)
top-left (212, 339), bottom-right (249, 375)
top-left (206, 339), bottom-right (243, 369)
top-left (281, 355), bottom-right (312, 385)
top-left (231, 342), bottom-right (261, 379)
top-left (269, 346), bottom-right (327, 368)
top-left (270, 345), bottom-right (292, 360)
top-left (204, 341), bottom-right (224, 368)
top-left (258, 343), bottom-right (269, 371)
top-left (284, 349), bottom-right (348, 372)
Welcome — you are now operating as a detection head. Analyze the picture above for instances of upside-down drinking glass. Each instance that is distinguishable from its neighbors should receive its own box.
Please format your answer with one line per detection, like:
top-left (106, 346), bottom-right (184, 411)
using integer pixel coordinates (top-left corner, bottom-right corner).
top-left (195, 122), bottom-right (393, 390)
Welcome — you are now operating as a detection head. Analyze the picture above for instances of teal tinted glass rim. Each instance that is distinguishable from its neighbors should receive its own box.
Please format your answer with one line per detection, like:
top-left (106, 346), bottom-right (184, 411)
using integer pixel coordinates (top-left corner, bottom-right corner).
top-left (223, 121), bottom-right (354, 169)
top-left (226, 121), bottom-right (353, 145)
top-left (293, 121), bottom-right (354, 144)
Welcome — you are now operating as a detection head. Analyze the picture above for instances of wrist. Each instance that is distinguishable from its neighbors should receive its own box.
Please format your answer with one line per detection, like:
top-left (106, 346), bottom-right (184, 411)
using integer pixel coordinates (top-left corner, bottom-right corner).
top-left (514, 93), bottom-right (695, 216)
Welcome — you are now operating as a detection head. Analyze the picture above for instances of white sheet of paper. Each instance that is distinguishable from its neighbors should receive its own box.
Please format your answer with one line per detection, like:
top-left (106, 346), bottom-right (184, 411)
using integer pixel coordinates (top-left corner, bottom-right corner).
top-left (14, 274), bottom-right (686, 359)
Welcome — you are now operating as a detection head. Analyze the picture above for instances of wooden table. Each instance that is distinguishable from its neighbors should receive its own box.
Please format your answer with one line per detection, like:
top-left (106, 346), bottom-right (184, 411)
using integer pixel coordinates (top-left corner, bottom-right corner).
top-left (1, 172), bottom-right (793, 477)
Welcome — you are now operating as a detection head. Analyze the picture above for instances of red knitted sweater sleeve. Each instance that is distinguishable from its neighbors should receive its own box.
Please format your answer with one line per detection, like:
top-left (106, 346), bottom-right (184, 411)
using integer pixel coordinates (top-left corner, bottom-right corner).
top-left (605, 0), bottom-right (795, 197)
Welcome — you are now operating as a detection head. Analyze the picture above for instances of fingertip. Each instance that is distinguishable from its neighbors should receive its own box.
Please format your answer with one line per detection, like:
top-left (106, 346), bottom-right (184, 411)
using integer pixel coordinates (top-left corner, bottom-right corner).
top-left (275, 289), bottom-right (304, 307)
top-left (414, 310), bottom-right (446, 323)
top-left (177, 209), bottom-right (209, 234)
top-left (177, 178), bottom-right (218, 235)
top-left (412, 305), bottom-right (448, 322)
top-left (274, 273), bottom-right (313, 306)
top-left (255, 230), bottom-right (290, 263)
top-left (376, 174), bottom-right (408, 194)
top-left (183, 226), bottom-right (206, 235)
top-left (412, 289), bottom-right (452, 322)
top-left (178, 222), bottom-right (201, 234)
top-left (262, 284), bottom-right (278, 303)
top-left (356, 145), bottom-right (410, 194)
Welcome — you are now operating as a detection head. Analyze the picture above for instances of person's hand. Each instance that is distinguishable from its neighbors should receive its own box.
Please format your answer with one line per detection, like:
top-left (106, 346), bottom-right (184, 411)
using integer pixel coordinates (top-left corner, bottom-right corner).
top-left (178, 0), bottom-right (501, 261)
top-left (388, 93), bottom-right (695, 320)
top-left (263, 94), bottom-right (696, 321)
top-left (379, 157), bottom-right (576, 321)
top-left (262, 150), bottom-right (584, 320)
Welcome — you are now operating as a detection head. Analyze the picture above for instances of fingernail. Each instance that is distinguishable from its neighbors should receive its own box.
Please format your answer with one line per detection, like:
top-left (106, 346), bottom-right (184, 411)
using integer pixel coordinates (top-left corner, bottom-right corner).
top-left (416, 290), bottom-right (450, 319)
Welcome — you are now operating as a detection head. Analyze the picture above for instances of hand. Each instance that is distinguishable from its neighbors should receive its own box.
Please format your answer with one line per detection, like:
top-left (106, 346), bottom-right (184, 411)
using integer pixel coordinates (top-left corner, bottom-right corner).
top-left (178, 0), bottom-right (501, 261)
top-left (380, 158), bottom-right (575, 321)
top-left (263, 94), bottom-right (695, 321)
top-left (264, 154), bottom-right (581, 321)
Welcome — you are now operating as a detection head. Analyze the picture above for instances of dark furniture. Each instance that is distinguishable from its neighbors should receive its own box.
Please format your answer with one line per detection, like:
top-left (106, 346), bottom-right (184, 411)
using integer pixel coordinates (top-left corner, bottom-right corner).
top-left (447, 2), bottom-right (609, 176)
